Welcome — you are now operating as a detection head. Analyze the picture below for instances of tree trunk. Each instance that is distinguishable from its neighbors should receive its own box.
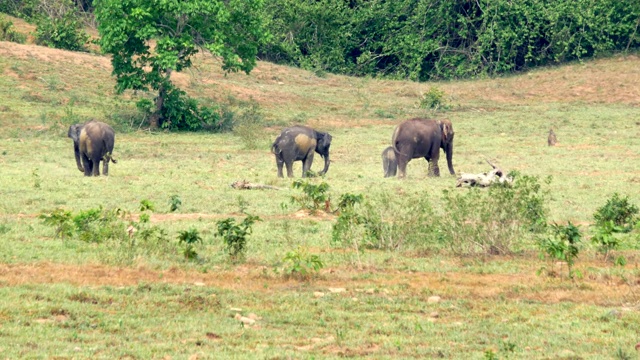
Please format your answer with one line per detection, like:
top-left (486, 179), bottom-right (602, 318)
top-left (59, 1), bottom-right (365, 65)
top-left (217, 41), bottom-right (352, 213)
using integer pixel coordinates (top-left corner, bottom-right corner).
top-left (149, 69), bottom-right (173, 130)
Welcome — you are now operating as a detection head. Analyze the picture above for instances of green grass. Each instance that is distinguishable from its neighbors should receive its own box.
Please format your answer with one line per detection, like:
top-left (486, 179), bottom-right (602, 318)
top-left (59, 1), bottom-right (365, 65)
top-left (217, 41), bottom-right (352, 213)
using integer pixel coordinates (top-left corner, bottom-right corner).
top-left (1, 31), bottom-right (640, 358)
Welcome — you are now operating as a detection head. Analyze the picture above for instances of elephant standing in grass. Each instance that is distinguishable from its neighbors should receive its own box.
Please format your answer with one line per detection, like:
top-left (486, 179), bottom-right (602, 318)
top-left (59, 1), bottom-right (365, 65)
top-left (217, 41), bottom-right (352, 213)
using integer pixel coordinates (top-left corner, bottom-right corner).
top-left (271, 125), bottom-right (332, 178)
top-left (68, 120), bottom-right (117, 176)
top-left (391, 118), bottom-right (455, 178)
top-left (381, 146), bottom-right (397, 177)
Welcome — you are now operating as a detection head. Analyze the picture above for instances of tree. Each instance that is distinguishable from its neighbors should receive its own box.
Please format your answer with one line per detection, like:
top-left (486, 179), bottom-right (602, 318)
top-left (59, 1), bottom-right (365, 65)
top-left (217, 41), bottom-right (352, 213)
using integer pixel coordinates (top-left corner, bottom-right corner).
top-left (95, 0), bottom-right (266, 129)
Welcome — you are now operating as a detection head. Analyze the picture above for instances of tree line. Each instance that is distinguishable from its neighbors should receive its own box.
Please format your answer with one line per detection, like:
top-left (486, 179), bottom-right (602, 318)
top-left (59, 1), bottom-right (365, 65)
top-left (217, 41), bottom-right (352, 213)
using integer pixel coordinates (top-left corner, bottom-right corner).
top-left (2, 0), bottom-right (639, 130)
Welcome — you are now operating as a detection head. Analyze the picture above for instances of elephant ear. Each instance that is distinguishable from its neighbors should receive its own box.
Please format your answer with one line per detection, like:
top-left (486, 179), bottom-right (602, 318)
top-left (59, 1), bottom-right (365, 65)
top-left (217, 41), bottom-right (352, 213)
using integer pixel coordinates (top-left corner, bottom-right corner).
top-left (440, 120), bottom-right (451, 143)
top-left (67, 124), bottom-right (82, 143)
top-left (316, 132), bottom-right (332, 157)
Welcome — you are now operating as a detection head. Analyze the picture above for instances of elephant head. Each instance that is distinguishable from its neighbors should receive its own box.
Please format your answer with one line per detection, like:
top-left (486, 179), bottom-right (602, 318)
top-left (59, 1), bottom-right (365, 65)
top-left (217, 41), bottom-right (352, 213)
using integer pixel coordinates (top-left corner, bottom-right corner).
top-left (438, 119), bottom-right (456, 175)
top-left (67, 123), bottom-right (85, 172)
top-left (315, 131), bottom-right (332, 175)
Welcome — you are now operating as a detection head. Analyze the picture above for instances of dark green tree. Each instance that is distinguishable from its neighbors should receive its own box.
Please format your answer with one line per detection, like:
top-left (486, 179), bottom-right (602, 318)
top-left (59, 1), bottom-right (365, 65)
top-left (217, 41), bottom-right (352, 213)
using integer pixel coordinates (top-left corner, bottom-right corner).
top-left (95, 0), bottom-right (266, 129)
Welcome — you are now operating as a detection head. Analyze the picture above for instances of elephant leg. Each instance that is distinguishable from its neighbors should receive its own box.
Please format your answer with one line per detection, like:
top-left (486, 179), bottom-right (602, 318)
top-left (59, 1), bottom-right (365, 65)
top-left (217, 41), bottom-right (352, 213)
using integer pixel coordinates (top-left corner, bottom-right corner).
top-left (426, 159), bottom-right (441, 177)
top-left (302, 152), bottom-right (315, 177)
top-left (81, 153), bottom-right (92, 176)
top-left (397, 158), bottom-right (408, 179)
top-left (92, 159), bottom-right (101, 176)
top-left (102, 156), bottom-right (110, 176)
top-left (285, 160), bottom-right (294, 178)
top-left (275, 156), bottom-right (285, 178)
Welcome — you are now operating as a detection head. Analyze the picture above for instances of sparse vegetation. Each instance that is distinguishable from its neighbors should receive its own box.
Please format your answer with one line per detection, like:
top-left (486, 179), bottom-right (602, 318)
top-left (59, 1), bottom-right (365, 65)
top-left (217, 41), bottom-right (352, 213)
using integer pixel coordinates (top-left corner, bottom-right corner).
top-left (290, 180), bottom-right (331, 213)
top-left (538, 222), bottom-right (583, 278)
top-left (216, 215), bottom-right (260, 262)
top-left (0, 15), bottom-right (26, 43)
top-left (277, 247), bottom-right (324, 280)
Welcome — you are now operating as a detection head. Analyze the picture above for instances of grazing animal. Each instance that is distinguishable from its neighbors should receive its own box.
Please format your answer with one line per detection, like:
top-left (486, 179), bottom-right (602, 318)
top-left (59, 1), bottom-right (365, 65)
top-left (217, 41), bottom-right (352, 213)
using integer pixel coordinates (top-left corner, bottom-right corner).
top-left (548, 128), bottom-right (557, 146)
top-left (271, 125), bottom-right (332, 178)
top-left (67, 120), bottom-right (117, 176)
top-left (391, 118), bottom-right (455, 178)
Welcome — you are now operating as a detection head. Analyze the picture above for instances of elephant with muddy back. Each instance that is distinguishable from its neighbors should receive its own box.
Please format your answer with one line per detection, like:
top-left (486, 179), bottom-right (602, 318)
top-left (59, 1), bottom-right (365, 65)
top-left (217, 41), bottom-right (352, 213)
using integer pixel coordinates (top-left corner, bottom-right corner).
top-left (271, 125), bottom-right (332, 178)
top-left (68, 120), bottom-right (117, 176)
top-left (388, 118), bottom-right (455, 178)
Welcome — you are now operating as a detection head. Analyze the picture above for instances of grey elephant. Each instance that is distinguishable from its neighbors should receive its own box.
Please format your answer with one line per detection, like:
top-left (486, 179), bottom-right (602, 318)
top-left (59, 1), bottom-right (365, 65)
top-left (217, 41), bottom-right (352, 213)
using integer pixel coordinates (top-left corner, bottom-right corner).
top-left (68, 120), bottom-right (117, 176)
top-left (391, 118), bottom-right (455, 178)
top-left (271, 125), bottom-right (332, 178)
top-left (381, 146), bottom-right (397, 177)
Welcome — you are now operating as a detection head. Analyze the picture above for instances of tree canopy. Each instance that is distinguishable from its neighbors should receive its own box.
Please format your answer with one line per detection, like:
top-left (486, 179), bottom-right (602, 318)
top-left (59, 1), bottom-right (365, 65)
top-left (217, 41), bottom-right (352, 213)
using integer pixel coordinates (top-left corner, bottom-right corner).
top-left (95, 0), bottom-right (266, 130)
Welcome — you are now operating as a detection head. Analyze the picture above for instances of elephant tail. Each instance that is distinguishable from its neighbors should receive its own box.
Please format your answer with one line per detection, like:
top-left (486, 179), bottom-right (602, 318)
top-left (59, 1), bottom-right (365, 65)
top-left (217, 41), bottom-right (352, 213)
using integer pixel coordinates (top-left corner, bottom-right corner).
top-left (110, 157), bottom-right (118, 164)
top-left (391, 126), bottom-right (410, 158)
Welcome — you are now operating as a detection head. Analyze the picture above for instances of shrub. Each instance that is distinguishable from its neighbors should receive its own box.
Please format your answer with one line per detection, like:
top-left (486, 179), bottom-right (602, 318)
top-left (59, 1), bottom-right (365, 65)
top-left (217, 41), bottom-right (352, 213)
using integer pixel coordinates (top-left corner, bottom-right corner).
top-left (0, 16), bottom-right (26, 43)
top-left (216, 215), bottom-right (261, 262)
top-left (169, 195), bottom-right (182, 212)
top-left (538, 222), bottom-right (582, 278)
top-left (34, 11), bottom-right (89, 51)
top-left (437, 174), bottom-right (550, 256)
top-left (332, 192), bottom-right (437, 252)
top-left (419, 87), bottom-right (447, 110)
top-left (232, 100), bottom-right (266, 149)
top-left (177, 228), bottom-right (203, 260)
top-left (278, 248), bottom-right (324, 281)
top-left (290, 180), bottom-right (330, 213)
top-left (591, 221), bottom-right (625, 262)
top-left (593, 193), bottom-right (639, 231)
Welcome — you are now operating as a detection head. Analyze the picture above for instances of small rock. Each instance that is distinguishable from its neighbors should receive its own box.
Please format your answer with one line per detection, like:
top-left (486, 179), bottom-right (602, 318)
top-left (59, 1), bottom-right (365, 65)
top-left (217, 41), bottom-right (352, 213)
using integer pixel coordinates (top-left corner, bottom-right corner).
top-left (247, 313), bottom-right (261, 321)
top-left (557, 349), bottom-right (575, 358)
top-left (74, 347), bottom-right (81, 352)
top-left (328, 287), bottom-right (346, 293)
top-left (429, 311), bottom-right (439, 318)
top-left (235, 314), bottom-right (255, 325)
top-left (194, 282), bottom-right (205, 287)
top-left (365, 289), bottom-right (375, 294)
top-left (352, 297), bottom-right (358, 302)
top-left (381, 289), bottom-right (390, 295)
top-left (313, 292), bottom-right (325, 298)
top-left (427, 296), bottom-right (441, 304)
top-left (229, 307), bottom-right (242, 312)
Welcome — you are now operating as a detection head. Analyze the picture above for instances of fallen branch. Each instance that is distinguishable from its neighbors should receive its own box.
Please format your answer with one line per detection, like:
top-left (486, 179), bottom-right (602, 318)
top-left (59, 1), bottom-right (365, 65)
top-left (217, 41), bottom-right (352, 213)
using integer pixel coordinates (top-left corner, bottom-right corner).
top-left (230, 180), bottom-right (285, 191)
top-left (456, 160), bottom-right (513, 187)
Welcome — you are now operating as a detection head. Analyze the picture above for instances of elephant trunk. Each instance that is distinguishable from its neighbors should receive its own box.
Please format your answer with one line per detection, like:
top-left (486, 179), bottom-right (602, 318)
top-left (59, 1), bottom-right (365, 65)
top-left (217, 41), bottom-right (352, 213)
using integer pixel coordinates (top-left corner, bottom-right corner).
top-left (73, 142), bottom-right (83, 172)
top-left (319, 153), bottom-right (330, 175)
top-left (445, 142), bottom-right (455, 175)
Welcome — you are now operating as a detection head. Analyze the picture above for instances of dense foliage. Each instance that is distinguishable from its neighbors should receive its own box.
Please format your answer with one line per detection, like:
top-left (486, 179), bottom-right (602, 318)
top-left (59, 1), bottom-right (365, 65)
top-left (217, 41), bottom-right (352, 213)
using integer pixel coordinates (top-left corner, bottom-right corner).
top-left (260, 0), bottom-right (640, 80)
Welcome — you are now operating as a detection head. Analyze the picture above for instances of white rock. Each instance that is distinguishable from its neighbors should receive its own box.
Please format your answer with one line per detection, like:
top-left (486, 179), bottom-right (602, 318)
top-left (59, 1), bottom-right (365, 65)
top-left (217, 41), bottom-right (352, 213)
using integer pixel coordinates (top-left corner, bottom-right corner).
top-left (427, 296), bottom-right (441, 304)
top-left (229, 307), bottom-right (242, 312)
top-left (365, 289), bottom-right (375, 294)
top-left (194, 282), bottom-right (205, 287)
top-left (247, 313), bottom-right (261, 320)
top-left (430, 311), bottom-right (439, 318)
top-left (313, 292), bottom-right (325, 298)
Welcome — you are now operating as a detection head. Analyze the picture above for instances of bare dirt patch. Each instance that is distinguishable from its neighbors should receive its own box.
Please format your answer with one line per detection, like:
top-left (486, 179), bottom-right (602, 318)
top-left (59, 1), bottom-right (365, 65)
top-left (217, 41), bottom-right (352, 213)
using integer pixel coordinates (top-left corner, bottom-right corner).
top-left (1, 261), bottom-right (637, 306)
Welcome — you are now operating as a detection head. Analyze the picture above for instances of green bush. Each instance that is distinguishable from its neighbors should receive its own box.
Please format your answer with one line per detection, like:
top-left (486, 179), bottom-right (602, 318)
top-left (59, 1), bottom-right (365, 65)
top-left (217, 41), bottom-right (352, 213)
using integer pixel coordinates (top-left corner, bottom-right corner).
top-left (290, 180), bottom-right (330, 213)
top-left (278, 248), bottom-right (324, 280)
top-left (0, 16), bottom-right (27, 44)
top-left (177, 228), bottom-right (203, 260)
top-left (216, 215), bottom-right (261, 262)
top-left (34, 12), bottom-right (89, 51)
top-left (419, 87), bottom-right (447, 110)
top-left (538, 222), bottom-right (582, 278)
top-left (160, 87), bottom-right (227, 132)
top-left (593, 193), bottom-right (639, 231)
top-left (332, 192), bottom-right (437, 252)
top-left (437, 174), bottom-right (550, 256)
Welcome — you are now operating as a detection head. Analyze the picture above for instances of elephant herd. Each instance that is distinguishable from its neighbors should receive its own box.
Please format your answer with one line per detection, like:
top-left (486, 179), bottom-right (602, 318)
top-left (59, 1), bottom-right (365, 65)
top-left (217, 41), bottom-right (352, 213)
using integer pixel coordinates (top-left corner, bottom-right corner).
top-left (68, 118), bottom-right (455, 178)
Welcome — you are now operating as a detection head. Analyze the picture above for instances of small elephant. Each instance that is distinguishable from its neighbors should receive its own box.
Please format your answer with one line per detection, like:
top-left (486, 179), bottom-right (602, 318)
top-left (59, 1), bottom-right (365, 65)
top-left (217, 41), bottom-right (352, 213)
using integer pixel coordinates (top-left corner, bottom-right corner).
top-left (381, 146), bottom-right (397, 177)
top-left (271, 125), bottom-right (332, 178)
top-left (68, 120), bottom-right (117, 176)
top-left (391, 118), bottom-right (455, 178)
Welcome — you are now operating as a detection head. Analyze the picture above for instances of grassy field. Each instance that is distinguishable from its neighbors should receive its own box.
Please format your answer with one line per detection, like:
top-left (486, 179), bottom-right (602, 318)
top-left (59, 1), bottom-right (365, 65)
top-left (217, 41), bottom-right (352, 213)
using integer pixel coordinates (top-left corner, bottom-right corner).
top-left (2, 15), bottom-right (640, 359)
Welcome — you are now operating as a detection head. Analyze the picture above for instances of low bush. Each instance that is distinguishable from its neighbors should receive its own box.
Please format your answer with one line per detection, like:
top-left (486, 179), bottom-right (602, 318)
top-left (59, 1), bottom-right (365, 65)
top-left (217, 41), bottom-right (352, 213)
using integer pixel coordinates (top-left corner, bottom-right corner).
top-left (437, 174), bottom-right (551, 256)
top-left (593, 193), bottom-right (639, 231)
top-left (0, 16), bottom-right (26, 44)
top-left (34, 12), bottom-right (89, 52)
top-left (277, 247), bottom-right (324, 281)
top-left (291, 180), bottom-right (331, 213)
top-left (216, 215), bottom-right (261, 262)
top-left (538, 222), bottom-right (582, 278)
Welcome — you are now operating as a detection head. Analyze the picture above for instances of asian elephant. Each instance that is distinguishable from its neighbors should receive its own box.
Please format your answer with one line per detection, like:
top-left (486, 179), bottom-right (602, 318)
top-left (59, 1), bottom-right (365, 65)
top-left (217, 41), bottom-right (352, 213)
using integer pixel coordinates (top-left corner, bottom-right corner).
top-left (391, 118), bottom-right (455, 178)
top-left (271, 125), bottom-right (332, 178)
top-left (381, 146), bottom-right (397, 177)
top-left (67, 120), bottom-right (117, 176)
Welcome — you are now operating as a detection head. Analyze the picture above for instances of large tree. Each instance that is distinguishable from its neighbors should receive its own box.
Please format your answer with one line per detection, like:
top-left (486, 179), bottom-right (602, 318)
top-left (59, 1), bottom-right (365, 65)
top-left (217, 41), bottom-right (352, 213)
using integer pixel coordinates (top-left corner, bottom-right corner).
top-left (95, 0), bottom-right (266, 129)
